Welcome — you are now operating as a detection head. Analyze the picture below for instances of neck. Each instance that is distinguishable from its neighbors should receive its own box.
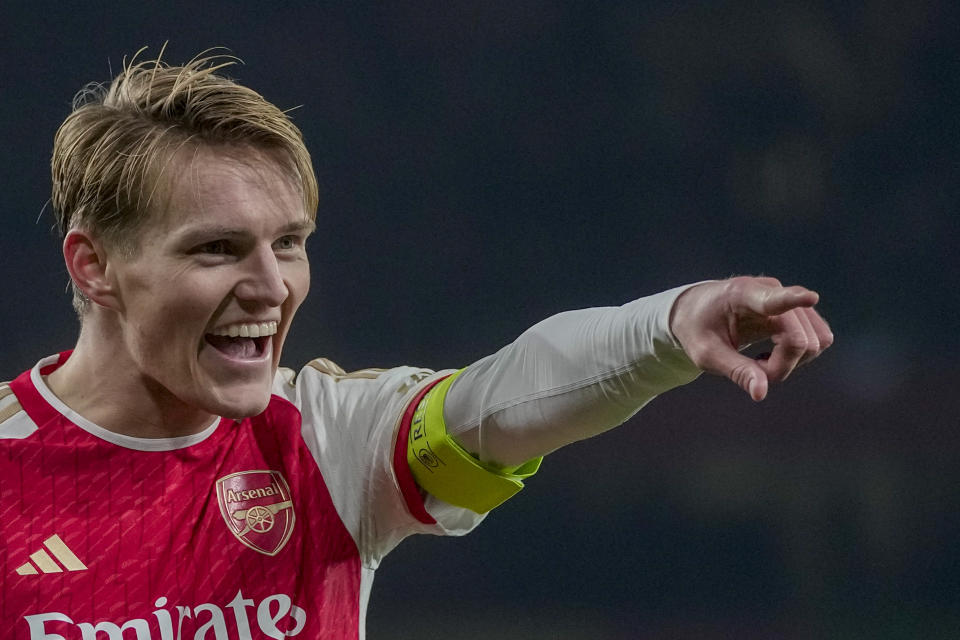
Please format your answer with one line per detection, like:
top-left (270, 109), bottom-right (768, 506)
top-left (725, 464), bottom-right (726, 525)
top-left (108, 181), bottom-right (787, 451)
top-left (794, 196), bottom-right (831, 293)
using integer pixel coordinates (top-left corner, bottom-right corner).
top-left (46, 321), bottom-right (219, 439)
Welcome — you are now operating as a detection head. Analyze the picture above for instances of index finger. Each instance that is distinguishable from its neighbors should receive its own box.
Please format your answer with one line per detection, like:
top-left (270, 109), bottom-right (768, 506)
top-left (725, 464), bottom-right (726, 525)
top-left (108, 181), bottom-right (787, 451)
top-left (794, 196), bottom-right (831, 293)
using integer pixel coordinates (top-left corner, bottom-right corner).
top-left (743, 285), bottom-right (819, 317)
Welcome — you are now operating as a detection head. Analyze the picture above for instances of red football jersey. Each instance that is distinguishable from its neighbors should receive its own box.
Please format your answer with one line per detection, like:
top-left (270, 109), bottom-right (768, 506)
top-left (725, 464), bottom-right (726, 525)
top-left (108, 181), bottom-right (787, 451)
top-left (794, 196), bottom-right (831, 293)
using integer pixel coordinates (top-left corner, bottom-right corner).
top-left (1, 353), bottom-right (482, 639)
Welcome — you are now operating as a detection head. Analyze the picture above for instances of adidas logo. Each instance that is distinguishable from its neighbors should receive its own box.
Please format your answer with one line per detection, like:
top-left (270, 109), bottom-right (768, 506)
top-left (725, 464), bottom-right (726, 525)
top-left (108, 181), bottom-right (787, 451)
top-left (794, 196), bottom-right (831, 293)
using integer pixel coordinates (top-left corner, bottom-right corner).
top-left (15, 534), bottom-right (87, 575)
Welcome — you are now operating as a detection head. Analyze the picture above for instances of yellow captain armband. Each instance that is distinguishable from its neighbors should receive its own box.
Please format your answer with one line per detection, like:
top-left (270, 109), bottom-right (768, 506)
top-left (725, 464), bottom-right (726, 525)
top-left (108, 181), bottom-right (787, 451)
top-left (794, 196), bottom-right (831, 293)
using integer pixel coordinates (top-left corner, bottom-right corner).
top-left (406, 370), bottom-right (542, 514)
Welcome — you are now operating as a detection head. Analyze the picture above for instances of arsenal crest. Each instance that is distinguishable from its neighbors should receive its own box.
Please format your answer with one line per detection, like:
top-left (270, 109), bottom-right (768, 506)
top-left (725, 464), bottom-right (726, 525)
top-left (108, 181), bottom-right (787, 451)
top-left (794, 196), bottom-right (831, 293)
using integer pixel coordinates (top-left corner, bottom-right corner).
top-left (216, 470), bottom-right (296, 556)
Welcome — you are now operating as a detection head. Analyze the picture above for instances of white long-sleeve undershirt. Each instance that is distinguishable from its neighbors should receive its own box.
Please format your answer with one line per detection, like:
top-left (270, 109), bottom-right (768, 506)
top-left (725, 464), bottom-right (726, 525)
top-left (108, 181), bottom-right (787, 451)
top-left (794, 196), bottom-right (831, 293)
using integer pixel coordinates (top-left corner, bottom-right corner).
top-left (443, 285), bottom-right (703, 467)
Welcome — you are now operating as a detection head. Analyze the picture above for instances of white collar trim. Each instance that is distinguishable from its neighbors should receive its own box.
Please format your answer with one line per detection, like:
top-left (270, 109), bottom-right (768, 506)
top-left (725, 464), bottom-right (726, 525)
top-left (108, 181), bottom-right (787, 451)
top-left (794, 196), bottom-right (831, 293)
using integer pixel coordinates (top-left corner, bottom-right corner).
top-left (31, 354), bottom-right (221, 452)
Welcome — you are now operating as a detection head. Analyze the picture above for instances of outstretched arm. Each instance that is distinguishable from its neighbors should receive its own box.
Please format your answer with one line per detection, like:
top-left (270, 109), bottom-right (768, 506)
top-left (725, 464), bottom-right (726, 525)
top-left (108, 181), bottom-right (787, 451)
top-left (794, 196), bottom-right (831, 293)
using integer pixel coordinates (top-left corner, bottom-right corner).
top-left (443, 277), bottom-right (832, 468)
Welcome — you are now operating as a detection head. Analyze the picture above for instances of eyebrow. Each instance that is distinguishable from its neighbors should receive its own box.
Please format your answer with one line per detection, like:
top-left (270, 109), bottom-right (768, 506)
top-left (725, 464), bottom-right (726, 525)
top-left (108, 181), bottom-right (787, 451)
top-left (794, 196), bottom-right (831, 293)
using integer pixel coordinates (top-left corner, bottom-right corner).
top-left (279, 219), bottom-right (317, 236)
top-left (176, 219), bottom-right (316, 242)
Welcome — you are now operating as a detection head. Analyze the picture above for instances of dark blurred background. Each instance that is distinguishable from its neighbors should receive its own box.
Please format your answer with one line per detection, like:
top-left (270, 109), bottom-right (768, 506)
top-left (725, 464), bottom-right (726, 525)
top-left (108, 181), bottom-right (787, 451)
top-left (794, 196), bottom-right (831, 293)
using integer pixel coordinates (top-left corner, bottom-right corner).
top-left (2, 2), bottom-right (958, 638)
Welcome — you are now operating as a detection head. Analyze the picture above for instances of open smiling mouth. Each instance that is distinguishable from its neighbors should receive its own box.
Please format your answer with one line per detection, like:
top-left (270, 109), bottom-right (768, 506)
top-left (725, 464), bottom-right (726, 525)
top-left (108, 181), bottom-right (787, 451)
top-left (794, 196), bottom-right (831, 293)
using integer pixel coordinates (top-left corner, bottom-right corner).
top-left (204, 322), bottom-right (277, 359)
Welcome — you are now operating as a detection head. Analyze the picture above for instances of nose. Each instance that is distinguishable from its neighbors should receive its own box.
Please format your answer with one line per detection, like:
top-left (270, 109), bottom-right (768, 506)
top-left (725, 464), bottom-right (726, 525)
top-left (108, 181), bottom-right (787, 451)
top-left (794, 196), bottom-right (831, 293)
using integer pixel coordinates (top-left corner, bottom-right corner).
top-left (234, 245), bottom-right (288, 308)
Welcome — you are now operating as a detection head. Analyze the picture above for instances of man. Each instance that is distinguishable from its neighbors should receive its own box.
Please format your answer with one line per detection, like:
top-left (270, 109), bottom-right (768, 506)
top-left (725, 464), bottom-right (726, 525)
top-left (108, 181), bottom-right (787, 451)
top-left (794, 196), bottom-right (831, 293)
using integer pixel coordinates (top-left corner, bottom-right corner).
top-left (0, 51), bottom-right (831, 639)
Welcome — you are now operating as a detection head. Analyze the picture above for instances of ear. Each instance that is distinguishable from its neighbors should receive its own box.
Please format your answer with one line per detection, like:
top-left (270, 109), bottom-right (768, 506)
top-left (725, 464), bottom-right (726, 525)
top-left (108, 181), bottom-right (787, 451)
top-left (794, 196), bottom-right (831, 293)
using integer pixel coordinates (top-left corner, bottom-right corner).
top-left (63, 229), bottom-right (122, 310)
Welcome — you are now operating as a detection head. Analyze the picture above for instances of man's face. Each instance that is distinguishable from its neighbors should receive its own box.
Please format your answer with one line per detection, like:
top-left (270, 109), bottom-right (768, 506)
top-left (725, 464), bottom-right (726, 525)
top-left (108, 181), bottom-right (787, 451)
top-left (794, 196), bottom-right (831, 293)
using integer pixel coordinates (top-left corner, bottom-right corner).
top-left (108, 145), bottom-right (313, 419)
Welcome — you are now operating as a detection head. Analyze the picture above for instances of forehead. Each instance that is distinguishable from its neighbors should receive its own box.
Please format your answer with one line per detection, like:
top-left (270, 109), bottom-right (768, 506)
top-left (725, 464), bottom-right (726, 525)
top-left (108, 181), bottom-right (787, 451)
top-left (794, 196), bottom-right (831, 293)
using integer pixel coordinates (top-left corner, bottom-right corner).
top-left (151, 144), bottom-right (310, 232)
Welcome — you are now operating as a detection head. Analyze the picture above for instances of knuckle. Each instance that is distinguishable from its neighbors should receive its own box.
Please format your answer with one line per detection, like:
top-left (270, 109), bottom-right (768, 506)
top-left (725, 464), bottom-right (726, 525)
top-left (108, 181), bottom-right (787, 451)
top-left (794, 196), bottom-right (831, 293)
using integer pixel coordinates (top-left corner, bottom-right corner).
top-left (784, 331), bottom-right (809, 353)
top-left (721, 278), bottom-right (744, 299)
top-left (730, 362), bottom-right (753, 387)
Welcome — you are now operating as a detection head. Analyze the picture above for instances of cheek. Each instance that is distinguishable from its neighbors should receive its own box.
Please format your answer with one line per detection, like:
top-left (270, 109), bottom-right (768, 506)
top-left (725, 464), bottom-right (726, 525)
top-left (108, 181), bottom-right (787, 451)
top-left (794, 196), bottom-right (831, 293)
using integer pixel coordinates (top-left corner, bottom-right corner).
top-left (285, 262), bottom-right (311, 309)
top-left (130, 297), bottom-right (209, 358)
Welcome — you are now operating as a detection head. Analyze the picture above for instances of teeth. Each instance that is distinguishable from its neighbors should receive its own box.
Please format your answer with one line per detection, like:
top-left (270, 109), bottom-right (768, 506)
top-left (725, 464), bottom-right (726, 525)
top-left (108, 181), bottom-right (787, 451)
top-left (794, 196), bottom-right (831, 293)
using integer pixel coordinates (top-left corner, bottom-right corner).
top-left (211, 321), bottom-right (278, 338)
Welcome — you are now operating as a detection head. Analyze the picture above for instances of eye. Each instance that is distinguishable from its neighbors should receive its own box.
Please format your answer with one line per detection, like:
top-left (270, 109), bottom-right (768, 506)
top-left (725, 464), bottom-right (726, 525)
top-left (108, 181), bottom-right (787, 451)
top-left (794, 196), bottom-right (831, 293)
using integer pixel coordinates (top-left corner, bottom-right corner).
top-left (273, 235), bottom-right (300, 251)
top-left (198, 240), bottom-right (229, 255)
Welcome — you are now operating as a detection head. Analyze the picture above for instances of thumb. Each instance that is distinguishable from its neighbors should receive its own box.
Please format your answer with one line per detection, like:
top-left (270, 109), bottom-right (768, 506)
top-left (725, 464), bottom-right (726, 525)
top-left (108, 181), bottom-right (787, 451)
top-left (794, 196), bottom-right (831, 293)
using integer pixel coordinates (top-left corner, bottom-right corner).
top-left (699, 345), bottom-right (770, 401)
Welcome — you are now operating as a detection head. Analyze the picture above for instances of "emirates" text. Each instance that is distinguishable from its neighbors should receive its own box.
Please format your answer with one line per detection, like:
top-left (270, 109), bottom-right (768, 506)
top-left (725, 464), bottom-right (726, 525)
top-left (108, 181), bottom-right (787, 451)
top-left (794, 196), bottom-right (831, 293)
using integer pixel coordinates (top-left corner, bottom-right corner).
top-left (24, 589), bottom-right (306, 639)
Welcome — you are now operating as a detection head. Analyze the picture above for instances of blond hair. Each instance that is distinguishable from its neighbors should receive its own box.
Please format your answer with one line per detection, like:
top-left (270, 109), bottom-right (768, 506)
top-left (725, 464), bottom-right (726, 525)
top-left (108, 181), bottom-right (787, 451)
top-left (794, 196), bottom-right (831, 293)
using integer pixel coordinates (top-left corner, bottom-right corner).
top-left (50, 46), bottom-right (318, 314)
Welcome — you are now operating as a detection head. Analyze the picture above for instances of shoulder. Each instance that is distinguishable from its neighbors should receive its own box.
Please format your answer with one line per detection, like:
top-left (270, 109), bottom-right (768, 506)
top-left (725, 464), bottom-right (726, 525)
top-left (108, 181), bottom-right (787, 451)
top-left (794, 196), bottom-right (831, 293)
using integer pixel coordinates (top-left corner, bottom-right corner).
top-left (0, 381), bottom-right (35, 440)
top-left (272, 358), bottom-right (451, 434)
top-left (300, 357), bottom-right (390, 382)
top-left (274, 358), bottom-right (438, 401)
top-left (0, 382), bottom-right (20, 423)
